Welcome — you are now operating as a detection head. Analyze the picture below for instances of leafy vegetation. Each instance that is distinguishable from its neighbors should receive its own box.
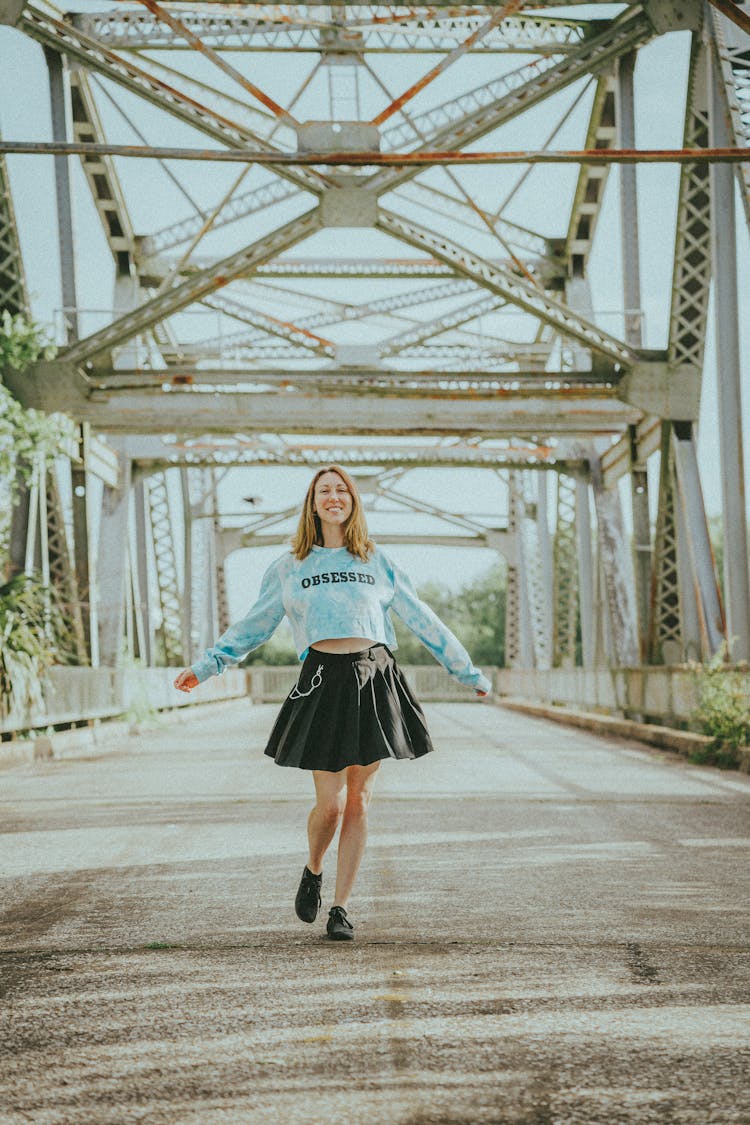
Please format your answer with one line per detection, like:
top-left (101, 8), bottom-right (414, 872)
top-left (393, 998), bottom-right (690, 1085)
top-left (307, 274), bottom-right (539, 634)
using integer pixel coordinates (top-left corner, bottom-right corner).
top-left (690, 646), bottom-right (750, 768)
top-left (0, 574), bottom-right (78, 720)
top-left (0, 317), bottom-right (80, 719)
top-left (1, 315), bottom-right (74, 563)
top-left (391, 562), bottom-right (506, 666)
top-left (0, 310), bottom-right (56, 372)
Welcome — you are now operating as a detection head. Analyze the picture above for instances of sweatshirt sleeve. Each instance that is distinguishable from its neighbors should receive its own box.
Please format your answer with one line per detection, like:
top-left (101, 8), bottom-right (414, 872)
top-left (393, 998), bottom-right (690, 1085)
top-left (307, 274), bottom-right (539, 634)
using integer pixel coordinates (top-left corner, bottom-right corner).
top-left (190, 558), bottom-right (286, 683)
top-left (385, 553), bottom-right (492, 693)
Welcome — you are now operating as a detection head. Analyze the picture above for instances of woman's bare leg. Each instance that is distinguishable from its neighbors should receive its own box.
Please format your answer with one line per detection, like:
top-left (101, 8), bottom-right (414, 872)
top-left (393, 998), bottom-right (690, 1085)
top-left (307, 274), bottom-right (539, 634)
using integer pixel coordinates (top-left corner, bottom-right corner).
top-left (333, 761), bottom-right (381, 910)
top-left (307, 770), bottom-right (347, 874)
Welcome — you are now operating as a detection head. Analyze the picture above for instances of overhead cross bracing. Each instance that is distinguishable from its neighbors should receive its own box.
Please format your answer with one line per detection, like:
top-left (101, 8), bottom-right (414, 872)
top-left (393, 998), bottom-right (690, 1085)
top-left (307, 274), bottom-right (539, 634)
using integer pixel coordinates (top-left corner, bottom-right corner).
top-left (1, 0), bottom-right (749, 672)
top-left (2, 0), bottom-right (714, 419)
top-left (0, 150), bottom-right (29, 318)
top-left (69, 8), bottom-right (598, 54)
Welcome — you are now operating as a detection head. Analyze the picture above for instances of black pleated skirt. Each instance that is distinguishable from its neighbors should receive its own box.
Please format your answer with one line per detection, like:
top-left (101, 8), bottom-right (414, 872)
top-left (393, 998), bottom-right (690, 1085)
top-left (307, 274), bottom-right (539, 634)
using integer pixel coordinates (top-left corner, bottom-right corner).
top-left (263, 644), bottom-right (435, 772)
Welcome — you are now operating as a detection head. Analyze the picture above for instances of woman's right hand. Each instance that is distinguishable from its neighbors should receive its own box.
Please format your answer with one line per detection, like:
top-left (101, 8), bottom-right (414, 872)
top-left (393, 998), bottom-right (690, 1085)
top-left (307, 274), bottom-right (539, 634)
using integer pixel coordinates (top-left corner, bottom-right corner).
top-left (174, 669), bottom-right (199, 693)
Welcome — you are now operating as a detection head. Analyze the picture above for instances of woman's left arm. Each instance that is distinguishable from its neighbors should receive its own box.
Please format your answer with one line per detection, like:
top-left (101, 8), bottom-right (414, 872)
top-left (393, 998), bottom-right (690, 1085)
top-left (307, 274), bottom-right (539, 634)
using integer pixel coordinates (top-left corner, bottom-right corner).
top-left (387, 556), bottom-right (492, 695)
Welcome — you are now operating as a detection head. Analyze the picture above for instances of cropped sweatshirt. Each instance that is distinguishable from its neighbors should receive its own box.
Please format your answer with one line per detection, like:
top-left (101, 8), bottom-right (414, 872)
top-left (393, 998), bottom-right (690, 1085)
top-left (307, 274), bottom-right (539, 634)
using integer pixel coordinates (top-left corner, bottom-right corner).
top-left (191, 544), bottom-right (491, 693)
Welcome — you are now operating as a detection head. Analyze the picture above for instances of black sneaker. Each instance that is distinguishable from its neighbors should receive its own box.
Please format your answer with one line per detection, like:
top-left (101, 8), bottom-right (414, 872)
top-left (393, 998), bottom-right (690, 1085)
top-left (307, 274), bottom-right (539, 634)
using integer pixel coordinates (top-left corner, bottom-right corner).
top-left (295, 866), bottom-right (322, 923)
top-left (326, 905), bottom-right (354, 941)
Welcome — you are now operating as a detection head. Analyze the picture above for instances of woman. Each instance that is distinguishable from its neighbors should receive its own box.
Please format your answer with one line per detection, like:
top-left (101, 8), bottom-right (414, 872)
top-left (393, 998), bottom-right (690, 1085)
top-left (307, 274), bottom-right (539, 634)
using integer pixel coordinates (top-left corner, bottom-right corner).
top-left (174, 466), bottom-right (491, 941)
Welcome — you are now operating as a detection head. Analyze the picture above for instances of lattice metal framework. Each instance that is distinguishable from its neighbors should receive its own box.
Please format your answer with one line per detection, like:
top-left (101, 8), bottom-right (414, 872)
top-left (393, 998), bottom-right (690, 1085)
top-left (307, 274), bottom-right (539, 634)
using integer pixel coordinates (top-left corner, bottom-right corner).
top-left (1, 0), bottom-right (748, 672)
top-left (649, 427), bottom-right (682, 663)
top-left (650, 30), bottom-right (718, 663)
top-left (0, 148), bottom-right (29, 318)
top-left (46, 466), bottom-right (88, 663)
top-left (711, 4), bottom-right (750, 227)
top-left (553, 473), bottom-right (578, 666)
top-left (667, 34), bottom-right (713, 377)
top-left (504, 472), bottom-right (522, 669)
top-left (146, 472), bottom-right (185, 664)
top-left (518, 472), bottom-right (553, 668)
top-left (69, 9), bottom-right (595, 55)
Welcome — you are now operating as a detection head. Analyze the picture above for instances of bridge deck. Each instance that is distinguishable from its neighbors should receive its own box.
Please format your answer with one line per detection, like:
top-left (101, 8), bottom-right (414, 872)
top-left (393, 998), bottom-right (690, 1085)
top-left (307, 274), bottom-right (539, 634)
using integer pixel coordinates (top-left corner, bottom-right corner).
top-left (2, 700), bottom-right (749, 1124)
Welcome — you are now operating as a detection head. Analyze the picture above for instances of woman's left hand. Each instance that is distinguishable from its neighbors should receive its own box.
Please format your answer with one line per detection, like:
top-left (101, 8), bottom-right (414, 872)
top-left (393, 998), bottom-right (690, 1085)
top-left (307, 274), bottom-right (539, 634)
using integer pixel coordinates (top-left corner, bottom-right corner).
top-left (475, 689), bottom-right (488, 698)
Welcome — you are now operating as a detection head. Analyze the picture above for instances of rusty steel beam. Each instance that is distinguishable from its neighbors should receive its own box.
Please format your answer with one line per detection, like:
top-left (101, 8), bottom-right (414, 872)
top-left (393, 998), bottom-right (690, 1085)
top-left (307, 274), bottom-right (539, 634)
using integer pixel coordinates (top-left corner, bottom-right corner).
top-left (376, 207), bottom-right (638, 368)
top-left (135, 0), bottom-right (297, 123)
top-left (707, 0), bottom-right (750, 35)
top-left (60, 208), bottom-right (322, 365)
top-left (371, 0), bottom-right (523, 126)
top-left (3, 141), bottom-right (749, 165)
top-left (17, 5), bottom-right (327, 196)
top-left (123, 434), bottom-right (573, 471)
top-left (69, 8), bottom-right (595, 54)
top-left (90, 367), bottom-right (617, 391)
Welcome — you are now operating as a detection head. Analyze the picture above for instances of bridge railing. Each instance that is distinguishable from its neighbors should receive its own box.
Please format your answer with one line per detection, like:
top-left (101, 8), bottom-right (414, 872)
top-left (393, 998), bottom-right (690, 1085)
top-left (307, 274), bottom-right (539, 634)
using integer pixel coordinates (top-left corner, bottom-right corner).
top-left (247, 664), bottom-right (496, 703)
top-left (3, 663), bottom-right (741, 739)
top-left (0, 666), bottom-right (248, 736)
top-left (0, 663), bottom-right (491, 738)
top-left (495, 666), bottom-right (749, 727)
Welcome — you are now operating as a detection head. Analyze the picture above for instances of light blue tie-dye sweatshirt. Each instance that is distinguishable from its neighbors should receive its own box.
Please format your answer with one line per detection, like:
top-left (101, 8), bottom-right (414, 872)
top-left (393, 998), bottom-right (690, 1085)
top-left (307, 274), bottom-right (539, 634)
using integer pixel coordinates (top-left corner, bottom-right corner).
top-left (191, 544), bottom-right (491, 693)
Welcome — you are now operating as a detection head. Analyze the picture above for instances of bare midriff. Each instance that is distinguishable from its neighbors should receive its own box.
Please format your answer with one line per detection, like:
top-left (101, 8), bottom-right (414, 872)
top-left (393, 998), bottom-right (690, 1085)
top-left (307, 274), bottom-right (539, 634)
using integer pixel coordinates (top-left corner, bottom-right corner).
top-left (310, 637), bottom-right (378, 654)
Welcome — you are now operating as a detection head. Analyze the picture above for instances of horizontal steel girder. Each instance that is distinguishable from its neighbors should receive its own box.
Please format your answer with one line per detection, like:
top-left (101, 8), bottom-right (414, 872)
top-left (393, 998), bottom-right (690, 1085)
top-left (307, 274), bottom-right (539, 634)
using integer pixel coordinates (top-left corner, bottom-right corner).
top-left (5, 140), bottom-right (748, 166)
top-left (235, 533), bottom-right (496, 550)
top-left (77, 367), bottom-right (619, 390)
top-left (123, 434), bottom-right (582, 472)
top-left (147, 343), bottom-right (556, 367)
top-left (137, 251), bottom-right (550, 287)
top-left (4, 360), bottom-right (641, 435)
top-left (68, 10), bottom-right (595, 54)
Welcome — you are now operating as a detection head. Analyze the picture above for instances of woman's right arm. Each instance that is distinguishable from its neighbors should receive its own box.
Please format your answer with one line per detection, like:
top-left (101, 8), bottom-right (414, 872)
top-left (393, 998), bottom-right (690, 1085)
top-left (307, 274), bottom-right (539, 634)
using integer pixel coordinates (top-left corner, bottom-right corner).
top-left (174, 560), bottom-right (286, 691)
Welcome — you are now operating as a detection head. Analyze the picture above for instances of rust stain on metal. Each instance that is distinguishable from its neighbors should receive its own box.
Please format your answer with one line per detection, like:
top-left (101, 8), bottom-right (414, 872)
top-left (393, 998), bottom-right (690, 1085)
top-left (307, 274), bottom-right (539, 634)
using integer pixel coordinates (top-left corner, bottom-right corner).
top-left (371, 0), bottom-right (524, 126)
top-left (707, 0), bottom-right (750, 34)
top-left (136, 0), bottom-right (293, 122)
top-left (4, 142), bottom-right (750, 166)
top-left (37, 8), bottom-right (253, 138)
top-left (262, 312), bottom-right (334, 348)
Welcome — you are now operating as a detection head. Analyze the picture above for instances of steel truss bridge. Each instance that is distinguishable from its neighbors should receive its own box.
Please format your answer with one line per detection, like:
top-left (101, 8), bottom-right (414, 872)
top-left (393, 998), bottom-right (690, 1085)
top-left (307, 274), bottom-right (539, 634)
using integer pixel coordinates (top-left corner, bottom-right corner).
top-left (1, 0), bottom-right (749, 677)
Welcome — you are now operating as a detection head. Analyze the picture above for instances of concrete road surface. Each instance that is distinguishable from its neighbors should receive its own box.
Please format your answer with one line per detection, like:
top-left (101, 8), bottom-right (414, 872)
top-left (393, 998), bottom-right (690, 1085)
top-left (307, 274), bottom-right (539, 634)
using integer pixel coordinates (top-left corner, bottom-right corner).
top-left (1, 698), bottom-right (749, 1124)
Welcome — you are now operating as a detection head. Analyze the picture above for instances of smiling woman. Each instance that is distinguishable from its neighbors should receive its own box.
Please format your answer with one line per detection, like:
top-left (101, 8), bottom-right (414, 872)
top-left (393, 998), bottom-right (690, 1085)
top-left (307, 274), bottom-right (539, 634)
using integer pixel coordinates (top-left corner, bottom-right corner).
top-left (173, 463), bottom-right (490, 941)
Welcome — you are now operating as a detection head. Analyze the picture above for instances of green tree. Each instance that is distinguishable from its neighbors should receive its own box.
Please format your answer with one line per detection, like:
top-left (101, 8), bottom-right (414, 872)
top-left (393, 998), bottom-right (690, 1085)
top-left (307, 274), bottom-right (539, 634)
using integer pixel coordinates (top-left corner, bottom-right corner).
top-left (0, 574), bottom-right (78, 719)
top-left (0, 317), bottom-right (78, 721)
top-left (393, 563), bottom-right (506, 666)
top-left (1, 315), bottom-right (71, 561)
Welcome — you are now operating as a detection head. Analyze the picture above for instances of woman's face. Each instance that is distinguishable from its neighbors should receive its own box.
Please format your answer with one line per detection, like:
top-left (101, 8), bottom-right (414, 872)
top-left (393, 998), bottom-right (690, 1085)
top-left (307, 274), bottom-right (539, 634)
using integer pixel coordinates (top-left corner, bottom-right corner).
top-left (313, 471), bottom-right (353, 530)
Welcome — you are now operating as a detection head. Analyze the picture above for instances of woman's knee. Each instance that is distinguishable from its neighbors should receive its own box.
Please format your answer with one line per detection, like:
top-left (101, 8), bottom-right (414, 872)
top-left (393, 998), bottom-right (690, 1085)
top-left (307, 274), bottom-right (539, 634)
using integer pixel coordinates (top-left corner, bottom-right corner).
top-left (344, 788), bottom-right (372, 820)
top-left (316, 792), bottom-right (346, 823)
top-left (344, 763), bottom-right (379, 818)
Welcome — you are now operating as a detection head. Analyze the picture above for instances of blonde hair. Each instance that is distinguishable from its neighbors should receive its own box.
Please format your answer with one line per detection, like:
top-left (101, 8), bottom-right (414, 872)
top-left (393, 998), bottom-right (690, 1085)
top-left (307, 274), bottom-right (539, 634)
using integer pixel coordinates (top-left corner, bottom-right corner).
top-left (291, 465), bottom-right (375, 562)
